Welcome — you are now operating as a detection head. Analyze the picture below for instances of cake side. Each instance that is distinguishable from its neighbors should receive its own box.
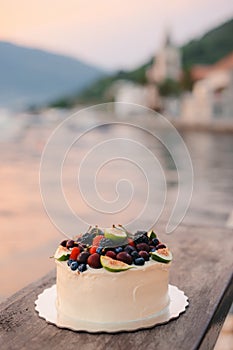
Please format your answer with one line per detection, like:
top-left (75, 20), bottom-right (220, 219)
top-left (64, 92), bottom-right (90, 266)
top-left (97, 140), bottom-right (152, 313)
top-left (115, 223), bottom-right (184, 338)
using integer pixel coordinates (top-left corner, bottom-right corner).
top-left (56, 259), bottom-right (170, 323)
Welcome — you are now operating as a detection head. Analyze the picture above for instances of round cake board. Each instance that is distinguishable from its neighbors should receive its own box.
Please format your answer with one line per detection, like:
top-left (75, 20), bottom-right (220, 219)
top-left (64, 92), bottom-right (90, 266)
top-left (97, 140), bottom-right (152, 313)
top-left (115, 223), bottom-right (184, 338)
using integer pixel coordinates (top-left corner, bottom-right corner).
top-left (35, 284), bottom-right (188, 333)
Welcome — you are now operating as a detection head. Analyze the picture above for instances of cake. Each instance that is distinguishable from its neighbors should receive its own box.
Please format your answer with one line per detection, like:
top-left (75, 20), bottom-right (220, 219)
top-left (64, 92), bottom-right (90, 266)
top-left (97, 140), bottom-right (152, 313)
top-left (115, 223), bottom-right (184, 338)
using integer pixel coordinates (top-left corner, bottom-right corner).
top-left (54, 225), bottom-right (172, 326)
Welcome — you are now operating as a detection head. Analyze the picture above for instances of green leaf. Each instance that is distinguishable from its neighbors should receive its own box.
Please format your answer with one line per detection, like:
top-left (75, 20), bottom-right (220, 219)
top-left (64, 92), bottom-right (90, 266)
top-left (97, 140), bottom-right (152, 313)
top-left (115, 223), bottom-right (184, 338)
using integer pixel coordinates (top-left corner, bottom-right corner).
top-left (56, 254), bottom-right (70, 261)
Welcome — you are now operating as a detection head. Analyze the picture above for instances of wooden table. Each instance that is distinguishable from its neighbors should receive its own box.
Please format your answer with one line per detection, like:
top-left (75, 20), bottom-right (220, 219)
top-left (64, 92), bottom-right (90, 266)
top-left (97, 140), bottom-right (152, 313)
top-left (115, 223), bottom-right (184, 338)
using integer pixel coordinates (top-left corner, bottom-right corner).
top-left (0, 224), bottom-right (232, 350)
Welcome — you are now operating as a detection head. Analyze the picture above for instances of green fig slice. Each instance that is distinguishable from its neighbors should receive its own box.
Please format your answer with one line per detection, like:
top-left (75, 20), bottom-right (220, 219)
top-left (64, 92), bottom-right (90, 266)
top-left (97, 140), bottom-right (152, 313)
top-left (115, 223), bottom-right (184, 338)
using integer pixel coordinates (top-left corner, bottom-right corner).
top-left (151, 249), bottom-right (172, 263)
top-left (100, 255), bottom-right (133, 272)
top-left (147, 230), bottom-right (157, 239)
top-left (104, 227), bottom-right (127, 244)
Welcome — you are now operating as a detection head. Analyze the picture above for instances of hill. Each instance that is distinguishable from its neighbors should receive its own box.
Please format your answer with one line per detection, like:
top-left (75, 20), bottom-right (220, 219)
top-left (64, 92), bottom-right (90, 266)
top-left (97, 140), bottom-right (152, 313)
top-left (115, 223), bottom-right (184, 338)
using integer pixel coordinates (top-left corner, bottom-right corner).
top-left (67, 17), bottom-right (232, 105)
top-left (182, 18), bottom-right (233, 67)
top-left (0, 42), bottom-right (105, 109)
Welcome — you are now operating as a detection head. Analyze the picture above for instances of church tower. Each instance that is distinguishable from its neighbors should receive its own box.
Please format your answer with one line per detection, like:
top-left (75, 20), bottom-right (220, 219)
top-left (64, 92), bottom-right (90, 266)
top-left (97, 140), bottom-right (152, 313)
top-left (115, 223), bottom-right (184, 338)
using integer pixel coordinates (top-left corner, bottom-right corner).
top-left (149, 30), bottom-right (182, 83)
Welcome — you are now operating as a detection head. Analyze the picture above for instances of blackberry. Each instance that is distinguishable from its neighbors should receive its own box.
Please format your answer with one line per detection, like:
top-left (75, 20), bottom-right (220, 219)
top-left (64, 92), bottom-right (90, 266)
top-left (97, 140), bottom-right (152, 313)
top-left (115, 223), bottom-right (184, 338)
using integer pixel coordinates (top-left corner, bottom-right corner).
top-left (133, 231), bottom-right (149, 245)
top-left (99, 237), bottom-right (114, 248)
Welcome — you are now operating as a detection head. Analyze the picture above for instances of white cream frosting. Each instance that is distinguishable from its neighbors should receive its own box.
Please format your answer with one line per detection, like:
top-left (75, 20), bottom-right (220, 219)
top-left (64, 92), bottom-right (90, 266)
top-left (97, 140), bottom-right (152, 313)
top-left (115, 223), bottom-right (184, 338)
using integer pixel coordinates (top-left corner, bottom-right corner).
top-left (55, 258), bottom-right (170, 324)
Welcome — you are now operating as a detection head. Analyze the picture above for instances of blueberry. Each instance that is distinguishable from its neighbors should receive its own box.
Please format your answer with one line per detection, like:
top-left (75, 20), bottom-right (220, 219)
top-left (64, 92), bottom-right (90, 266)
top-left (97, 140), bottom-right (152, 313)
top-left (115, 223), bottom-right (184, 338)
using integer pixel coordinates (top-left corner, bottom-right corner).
top-left (134, 257), bottom-right (145, 266)
top-left (151, 247), bottom-right (156, 252)
top-left (67, 259), bottom-right (74, 266)
top-left (115, 247), bottom-right (123, 254)
top-left (70, 261), bottom-right (79, 270)
top-left (96, 247), bottom-right (103, 255)
top-left (152, 238), bottom-right (159, 246)
top-left (131, 251), bottom-right (140, 259)
top-left (78, 263), bottom-right (87, 272)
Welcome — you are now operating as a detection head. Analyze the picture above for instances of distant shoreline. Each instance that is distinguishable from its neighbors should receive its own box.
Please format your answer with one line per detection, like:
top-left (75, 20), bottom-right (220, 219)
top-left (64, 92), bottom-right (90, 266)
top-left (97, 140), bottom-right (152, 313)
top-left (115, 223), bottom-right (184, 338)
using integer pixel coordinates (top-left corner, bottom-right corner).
top-left (170, 120), bottom-right (233, 133)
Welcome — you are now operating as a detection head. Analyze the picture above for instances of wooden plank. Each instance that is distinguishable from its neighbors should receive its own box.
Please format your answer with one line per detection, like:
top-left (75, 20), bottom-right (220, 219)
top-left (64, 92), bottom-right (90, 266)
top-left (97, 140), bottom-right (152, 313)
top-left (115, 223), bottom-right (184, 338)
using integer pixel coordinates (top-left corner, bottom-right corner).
top-left (0, 224), bottom-right (233, 350)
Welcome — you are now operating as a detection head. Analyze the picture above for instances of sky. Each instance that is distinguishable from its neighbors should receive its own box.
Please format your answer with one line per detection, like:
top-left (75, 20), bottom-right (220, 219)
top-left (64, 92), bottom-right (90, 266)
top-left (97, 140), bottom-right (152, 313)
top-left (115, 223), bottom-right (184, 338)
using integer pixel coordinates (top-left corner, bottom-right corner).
top-left (1, 0), bottom-right (233, 71)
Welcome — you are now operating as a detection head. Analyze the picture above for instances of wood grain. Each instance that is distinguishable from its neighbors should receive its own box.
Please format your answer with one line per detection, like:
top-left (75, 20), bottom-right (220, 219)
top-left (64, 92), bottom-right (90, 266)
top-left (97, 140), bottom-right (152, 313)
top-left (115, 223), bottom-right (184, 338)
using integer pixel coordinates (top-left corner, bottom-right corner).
top-left (0, 224), bottom-right (232, 350)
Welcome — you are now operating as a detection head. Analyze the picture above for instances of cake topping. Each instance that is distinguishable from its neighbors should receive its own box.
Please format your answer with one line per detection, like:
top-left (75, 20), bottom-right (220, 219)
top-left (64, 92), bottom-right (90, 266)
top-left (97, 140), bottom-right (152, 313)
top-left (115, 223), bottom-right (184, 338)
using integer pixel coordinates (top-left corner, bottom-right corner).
top-left (100, 255), bottom-right (133, 272)
top-left (138, 251), bottom-right (150, 261)
top-left (77, 251), bottom-right (90, 264)
top-left (116, 251), bottom-right (133, 265)
top-left (104, 226), bottom-right (127, 245)
top-left (92, 235), bottom-right (103, 247)
top-left (134, 257), bottom-right (145, 266)
top-left (69, 247), bottom-right (81, 261)
top-left (151, 248), bottom-right (173, 263)
top-left (66, 240), bottom-right (74, 249)
top-left (54, 225), bottom-right (172, 272)
top-left (54, 246), bottom-right (70, 261)
top-left (147, 230), bottom-right (157, 239)
top-left (70, 261), bottom-right (79, 271)
top-left (105, 250), bottom-right (117, 259)
top-left (87, 253), bottom-right (102, 269)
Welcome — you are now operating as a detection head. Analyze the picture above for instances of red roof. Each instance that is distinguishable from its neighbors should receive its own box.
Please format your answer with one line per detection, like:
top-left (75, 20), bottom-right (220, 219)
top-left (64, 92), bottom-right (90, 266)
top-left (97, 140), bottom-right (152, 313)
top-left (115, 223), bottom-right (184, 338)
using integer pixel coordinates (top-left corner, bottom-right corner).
top-left (191, 52), bottom-right (233, 81)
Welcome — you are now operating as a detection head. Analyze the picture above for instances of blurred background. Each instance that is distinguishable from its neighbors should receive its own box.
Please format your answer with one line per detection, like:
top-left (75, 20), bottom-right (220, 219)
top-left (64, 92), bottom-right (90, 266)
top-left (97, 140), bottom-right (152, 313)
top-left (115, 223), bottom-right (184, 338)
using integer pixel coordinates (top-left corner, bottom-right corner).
top-left (0, 1), bottom-right (233, 348)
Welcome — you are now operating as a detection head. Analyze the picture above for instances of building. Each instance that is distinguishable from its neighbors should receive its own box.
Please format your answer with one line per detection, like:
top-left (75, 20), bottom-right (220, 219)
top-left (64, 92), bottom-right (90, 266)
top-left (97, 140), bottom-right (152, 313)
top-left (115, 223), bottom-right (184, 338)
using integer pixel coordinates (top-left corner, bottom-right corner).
top-left (182, 52), bottom-right (233, 124)
top-left (112, 80), bottom-right (148, 116)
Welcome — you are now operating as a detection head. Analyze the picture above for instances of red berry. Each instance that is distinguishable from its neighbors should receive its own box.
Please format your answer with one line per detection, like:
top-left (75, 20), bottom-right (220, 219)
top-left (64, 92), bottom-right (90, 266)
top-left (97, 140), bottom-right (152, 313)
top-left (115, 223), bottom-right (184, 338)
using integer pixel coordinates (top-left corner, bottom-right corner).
top-left (105, 251), bottom-right (117, 259)
top-left (77, 251), bottom-right (90, 264)
top-left (92, 235), bottom-right (103, 247)
top-left (136, 243), bottom-right (150, 252)
top-left (66, 240), bottom-right (74, 249)
top-left (139, 250), bottom-right (150, 261)
top-left (128, 238), bottom-right (135, 247)
top-left (116, 252), bottom-right (132, 265)
top-left (89, 246), bottom-right (98, 254)
top-left (156, 244), bottom-right (166, 250)
top-left (87, 253), bottom-right (102, 268)
top-left (69, 247), bottom-right (80, 260)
